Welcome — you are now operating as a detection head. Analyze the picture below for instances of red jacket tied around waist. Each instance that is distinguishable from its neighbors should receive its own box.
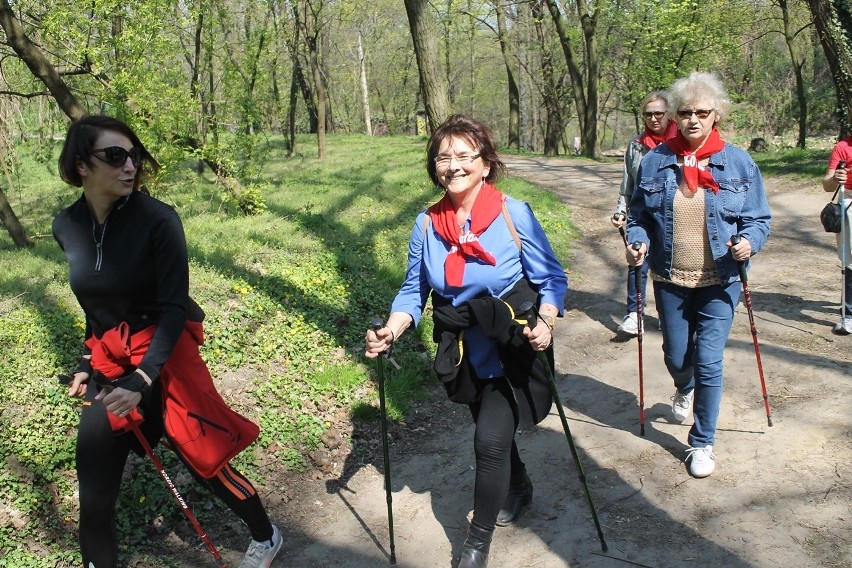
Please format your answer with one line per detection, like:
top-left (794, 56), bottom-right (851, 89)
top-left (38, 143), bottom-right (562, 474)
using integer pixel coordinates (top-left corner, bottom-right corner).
top-left (85, 321), bottom-right (260, 478)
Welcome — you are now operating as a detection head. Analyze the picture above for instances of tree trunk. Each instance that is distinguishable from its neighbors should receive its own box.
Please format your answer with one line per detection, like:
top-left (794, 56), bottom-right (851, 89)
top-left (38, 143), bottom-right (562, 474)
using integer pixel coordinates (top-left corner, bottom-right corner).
top-left (291, 1), bottom-right (319, 133)
top-left (0, 186), bottom-right (31, 248)
top-left (496, 0), bottom-right (520, 148)
top-left (577, 0), bottom-right (600, 157)
top-left (778, 0), bottom-right (808, 148)
top-left (543, 0), bottom-right (599, 158)
top-left (403, 0), bottom-right (451, 132)
top-left (288, 65), bottom-right (299, 156)
top-left (309, 38), bottom-right (327, 158)
top-left (358, 32), bottom-right (372, 136)
top-left (0, 0), bottom-right (86, 120)
top-left (321, 24), bottom-right (334, 134)
top-left (191, 7), bottom-right (206, 173)
top-left (533, 1), bottom-right (561, 155)
top-left (806, 0), bottom-right (852, 136)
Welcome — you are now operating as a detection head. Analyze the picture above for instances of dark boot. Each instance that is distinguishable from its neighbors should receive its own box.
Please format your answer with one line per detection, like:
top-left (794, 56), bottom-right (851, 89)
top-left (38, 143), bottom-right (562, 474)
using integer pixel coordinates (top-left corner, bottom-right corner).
top-left (496, 470), bottom-right (533, 526)
top-left (845, 268), bottom-right (852, 314)
top-left (457, 523), bottom-right (493, 568)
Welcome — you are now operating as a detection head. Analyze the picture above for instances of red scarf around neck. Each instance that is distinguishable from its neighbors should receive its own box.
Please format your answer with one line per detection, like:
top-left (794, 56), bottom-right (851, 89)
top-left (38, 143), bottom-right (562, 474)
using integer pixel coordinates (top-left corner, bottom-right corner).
top-left (666, 128), bottom-right (726, 193)
top-left (637, 120), bottom-right (678, 150)
top-left (428, 181), bottom-right (503, 288)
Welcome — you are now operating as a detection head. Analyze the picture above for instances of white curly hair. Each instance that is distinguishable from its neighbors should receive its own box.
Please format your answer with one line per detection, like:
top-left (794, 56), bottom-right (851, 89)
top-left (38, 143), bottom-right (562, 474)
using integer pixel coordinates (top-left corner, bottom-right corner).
top-left (669, 72), bottom-right (731, 121)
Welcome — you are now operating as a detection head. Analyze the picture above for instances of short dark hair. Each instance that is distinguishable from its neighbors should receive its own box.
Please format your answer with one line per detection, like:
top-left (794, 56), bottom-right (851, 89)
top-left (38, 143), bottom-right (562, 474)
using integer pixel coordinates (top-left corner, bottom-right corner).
top-left (426, 114), bottom-right (507, 187)
top-left (58, 115), bottom-right (159, 188)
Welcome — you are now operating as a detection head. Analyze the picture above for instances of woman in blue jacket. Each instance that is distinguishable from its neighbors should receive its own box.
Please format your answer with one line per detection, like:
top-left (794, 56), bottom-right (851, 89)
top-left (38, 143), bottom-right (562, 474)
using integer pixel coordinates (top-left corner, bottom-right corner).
top-left (626, 73), bottom-right (771, 478)
top-left (366, 114), bottom-right (567, 567)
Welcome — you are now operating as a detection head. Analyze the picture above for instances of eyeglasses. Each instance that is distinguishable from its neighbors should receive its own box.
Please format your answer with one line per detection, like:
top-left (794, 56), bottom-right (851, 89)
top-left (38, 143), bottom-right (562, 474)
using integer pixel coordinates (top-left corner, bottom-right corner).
top-left (676, 109), bottom-right (714, 120)
top-left (92, 146), bottom-right (143, 168)
top-left (643, 111), bottom-right (666, 120)
top-left (434, 153), bottom-right (481, 168)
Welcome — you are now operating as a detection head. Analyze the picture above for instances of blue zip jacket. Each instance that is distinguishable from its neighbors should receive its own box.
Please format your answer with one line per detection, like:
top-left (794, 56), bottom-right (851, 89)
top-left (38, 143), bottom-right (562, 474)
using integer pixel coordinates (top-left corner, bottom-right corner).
top-left (626, 142), bottom-right (771, 285)
top-left (391, 196), bottom-right (567, 378)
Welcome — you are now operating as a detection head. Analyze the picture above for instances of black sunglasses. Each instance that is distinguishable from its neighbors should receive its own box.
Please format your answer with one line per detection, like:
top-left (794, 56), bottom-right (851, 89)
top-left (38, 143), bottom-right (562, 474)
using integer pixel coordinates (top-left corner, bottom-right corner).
top-left (643, 111), bottom-right (666, 119)
top-left (676, 109), bottom-right (714, 120)
top-left (91, 146), bottom-right (143, 168)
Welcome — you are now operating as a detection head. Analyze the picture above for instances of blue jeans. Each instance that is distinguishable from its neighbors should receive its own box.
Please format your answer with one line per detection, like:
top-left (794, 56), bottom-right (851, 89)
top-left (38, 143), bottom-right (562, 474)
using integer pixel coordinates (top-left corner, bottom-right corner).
top-left (653, 280), bottom-right (742, 447)
top-left (626, 258), bottom-right (650, 313)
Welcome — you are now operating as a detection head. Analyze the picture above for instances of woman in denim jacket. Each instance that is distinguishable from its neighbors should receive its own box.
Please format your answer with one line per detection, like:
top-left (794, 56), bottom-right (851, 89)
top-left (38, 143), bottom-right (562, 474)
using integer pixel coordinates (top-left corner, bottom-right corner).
top-left (626, 72), bottom-right (771, 478)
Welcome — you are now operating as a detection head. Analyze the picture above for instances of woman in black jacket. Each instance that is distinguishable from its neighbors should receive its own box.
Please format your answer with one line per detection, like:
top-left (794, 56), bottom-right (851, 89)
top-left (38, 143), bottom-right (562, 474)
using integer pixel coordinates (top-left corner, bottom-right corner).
top-left (53, 115), bottom-right (281, 568)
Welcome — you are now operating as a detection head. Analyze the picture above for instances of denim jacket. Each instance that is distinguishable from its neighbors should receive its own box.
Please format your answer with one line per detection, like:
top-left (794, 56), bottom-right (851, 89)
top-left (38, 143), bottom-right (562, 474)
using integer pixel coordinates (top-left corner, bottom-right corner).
top-left (626, 143), bottom-right (772, 285)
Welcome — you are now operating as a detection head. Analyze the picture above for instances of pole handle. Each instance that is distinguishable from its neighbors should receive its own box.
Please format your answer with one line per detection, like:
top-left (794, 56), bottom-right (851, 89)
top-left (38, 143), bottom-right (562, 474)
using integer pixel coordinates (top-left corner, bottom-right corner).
top-left (730, 234), bottom-right (748, 284)
top-left (517, 300), bottom-right (537, 330)
top-left (631, 241), bottom-right (643, 261)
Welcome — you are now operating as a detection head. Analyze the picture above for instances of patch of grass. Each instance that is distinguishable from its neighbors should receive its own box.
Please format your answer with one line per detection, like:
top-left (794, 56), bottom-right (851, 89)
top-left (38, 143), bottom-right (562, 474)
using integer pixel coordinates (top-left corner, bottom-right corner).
top-left (0, 133), bottom-right (575, 565)
top-left (748, 147), bottom-right (828, 180)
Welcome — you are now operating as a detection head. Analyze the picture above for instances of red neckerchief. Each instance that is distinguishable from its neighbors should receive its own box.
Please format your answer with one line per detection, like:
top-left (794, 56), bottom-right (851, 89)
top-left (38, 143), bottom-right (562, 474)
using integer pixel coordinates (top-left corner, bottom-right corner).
top-left (637, 120), bottom-right (678, 150)
top-left (666, 128), bottom-right (726, 193)
top-left (428, 181), bottom-right (503, 288)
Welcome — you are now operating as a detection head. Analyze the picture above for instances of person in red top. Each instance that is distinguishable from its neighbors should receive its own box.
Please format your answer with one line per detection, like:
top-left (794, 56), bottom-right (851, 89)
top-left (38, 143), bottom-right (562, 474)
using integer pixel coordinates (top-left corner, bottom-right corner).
top-left (822, 109), bottom-right (852, 334)
top-left (53, 115), bottom-right (282, 568)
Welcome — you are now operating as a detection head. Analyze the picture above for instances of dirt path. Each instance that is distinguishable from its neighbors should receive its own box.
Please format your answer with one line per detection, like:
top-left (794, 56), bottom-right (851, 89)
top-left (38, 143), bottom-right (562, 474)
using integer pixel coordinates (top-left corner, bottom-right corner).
top-left (164, 157), bottom-right (851, 568)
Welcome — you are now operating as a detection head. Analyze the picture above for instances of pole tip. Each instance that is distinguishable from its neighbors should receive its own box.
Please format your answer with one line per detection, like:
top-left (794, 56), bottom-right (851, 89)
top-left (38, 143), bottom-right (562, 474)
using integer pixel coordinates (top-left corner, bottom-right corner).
top-left (768, 417), bottom-right (774, 427)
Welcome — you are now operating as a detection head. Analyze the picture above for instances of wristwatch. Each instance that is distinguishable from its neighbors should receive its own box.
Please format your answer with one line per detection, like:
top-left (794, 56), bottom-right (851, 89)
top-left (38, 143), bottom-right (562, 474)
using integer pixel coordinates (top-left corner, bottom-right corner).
top-left (543, 314), bottom-right (556, 329)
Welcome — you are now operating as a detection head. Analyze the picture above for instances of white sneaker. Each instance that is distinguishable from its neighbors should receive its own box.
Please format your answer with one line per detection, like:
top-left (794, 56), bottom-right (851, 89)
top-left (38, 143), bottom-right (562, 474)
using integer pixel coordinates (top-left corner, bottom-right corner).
top-left (618, 312), bottom-right (640, 336)
top-left (833, 315), bottom-right (852, 335)
top-left (686, 445), bottom-right (716, 478)
top-left (671, 389), bottom-right (694, 423)
top-left (240, 524), bottom-right (283, 568)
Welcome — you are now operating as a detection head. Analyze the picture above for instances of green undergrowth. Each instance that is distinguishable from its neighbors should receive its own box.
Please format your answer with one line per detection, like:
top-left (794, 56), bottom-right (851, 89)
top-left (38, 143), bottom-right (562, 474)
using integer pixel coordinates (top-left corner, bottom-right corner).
top-left (0, 133), bottom-right (573, 565)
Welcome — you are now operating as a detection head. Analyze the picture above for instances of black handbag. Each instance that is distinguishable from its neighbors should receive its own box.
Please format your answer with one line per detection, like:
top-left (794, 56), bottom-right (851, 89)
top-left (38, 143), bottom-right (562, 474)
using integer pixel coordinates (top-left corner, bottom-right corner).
top-left (820, 188), bottom-right (851, 233)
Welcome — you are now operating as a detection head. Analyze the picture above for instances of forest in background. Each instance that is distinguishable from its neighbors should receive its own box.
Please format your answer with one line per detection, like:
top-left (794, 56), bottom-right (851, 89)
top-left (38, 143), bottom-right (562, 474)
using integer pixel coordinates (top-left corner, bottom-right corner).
top-left (0, 1), bottom-right (848, 157)
top-left (0, 0), bottom-right (849, 246)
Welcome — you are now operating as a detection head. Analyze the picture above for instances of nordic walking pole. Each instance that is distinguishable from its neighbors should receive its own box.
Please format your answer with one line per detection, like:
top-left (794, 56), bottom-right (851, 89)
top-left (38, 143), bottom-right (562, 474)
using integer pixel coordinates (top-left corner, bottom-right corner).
top-left (370, 318), bottom-right (397, 564)
top-left (632, 242), bottom-right (646, 436)
top-left (839, 161), bottom-right (847, 330)
top-left (729, 235), bottom-right (773, 427)
top-left (518, 303), bottom-right (608, 553)
top-left (612, 213), bottom-right (628, 247)
top-left (126, 417), bottom-right (228, 567)
top-left (84, 372), bottom-right (229, 567)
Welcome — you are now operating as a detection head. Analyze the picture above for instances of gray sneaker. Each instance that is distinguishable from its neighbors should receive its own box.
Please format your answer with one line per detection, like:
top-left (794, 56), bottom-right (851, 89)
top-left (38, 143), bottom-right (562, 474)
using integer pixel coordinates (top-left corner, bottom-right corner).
top-left (833, 315), bottom-right (852, 335)
top-left (671, 389), bottom-right (694, 423)
top-left (618, 312), bottom-right (640, 336)
top-left (240, 524), bottom-right (283, 568)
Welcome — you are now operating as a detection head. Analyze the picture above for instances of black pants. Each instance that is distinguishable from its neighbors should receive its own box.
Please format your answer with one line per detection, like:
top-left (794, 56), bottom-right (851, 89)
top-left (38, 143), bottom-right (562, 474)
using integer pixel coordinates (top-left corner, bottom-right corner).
top-left (467, 377), bottom-right (525, 530)
top-left (76, 384), bottom-right (272, 568)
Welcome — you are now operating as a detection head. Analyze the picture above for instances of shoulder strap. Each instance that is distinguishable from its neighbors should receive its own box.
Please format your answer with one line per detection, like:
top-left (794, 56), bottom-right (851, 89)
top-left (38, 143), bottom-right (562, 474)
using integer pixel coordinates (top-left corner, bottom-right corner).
top-left (501, 202), bottom-right (522, 252)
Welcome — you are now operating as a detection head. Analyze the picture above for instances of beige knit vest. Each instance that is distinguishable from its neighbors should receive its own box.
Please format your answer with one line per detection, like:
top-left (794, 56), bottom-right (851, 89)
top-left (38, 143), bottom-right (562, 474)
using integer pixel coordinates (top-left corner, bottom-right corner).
top-left (651, 159), bottom-right (720, 288)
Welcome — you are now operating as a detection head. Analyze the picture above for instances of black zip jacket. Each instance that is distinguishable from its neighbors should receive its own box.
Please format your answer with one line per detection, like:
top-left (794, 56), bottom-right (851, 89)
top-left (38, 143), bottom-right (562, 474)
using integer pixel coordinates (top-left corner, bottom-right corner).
top-left (52, 191), bottom-right (202, 382)
top-left (431, 278), bottom-right (553, 428)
